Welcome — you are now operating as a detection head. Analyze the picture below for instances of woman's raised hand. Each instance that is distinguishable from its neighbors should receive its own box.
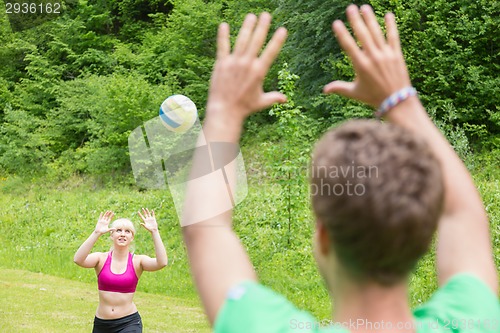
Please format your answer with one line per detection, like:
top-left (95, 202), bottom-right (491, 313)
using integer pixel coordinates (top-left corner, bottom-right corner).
top-left (138, 208), bottom-right (158, 233)
top-left (323, 5), bottom-right (412, 108)
top-left (95, 210), bottom-right (115, 235)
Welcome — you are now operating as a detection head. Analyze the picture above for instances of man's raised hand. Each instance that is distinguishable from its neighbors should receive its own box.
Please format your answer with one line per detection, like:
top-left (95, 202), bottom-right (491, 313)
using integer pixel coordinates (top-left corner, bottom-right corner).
top-left (324, 5), bottom-right (412, 108)
top-left (206, 13), bottom-right (288, 121)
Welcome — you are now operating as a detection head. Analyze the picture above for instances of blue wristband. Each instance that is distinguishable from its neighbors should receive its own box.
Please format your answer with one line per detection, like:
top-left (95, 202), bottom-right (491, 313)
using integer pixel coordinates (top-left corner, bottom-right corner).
top-left (376, 87), bottom-right (417, 118)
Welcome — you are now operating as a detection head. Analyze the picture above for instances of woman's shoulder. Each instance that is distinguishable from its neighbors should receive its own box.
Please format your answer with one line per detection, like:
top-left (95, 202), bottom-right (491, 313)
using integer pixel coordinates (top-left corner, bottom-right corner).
top-left (93, 251), bottom-right (111, 265)
top-left (132, 253), bottom-right (151, 261)
top-left (93, 252), bottom-right (110, 273)
top-left (89, 251), bottom-right (108, 259)
top-left (131, 253), bottom-right (154, 268)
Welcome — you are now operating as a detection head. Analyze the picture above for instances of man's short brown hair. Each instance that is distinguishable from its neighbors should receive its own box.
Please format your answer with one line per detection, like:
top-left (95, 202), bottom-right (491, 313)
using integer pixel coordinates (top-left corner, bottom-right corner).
top-left (311, 120), bottom-right (444, 286)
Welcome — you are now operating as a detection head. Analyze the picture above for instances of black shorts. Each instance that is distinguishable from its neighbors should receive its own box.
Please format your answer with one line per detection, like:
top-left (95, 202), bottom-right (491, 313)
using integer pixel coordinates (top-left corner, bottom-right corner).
top-left (92, 312), bottom-right (143, 333)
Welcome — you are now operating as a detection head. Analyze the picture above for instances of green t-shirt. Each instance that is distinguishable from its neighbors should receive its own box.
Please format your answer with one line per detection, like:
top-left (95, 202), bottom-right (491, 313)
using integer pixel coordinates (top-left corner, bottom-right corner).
top-left (215, 273), bottom-right (499, 332)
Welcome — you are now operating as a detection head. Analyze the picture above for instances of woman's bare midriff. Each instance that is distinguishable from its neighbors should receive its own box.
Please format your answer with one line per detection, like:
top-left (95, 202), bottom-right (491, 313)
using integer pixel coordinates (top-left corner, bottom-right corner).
top-left (96, 290), bottom-right (138, 319)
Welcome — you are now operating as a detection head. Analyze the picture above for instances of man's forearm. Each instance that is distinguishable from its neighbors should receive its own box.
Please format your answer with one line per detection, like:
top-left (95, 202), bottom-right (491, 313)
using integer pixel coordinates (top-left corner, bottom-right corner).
top-left (203, 108), bottom-right (245, 143)
top-left (385, 96), bottom-right (487, 219)
top-left (385, 95), bottom-right (497, 291)
top-left (181, 112), bottom-right (243, 228)
top-left (182, 13), bottom-right (287, 324)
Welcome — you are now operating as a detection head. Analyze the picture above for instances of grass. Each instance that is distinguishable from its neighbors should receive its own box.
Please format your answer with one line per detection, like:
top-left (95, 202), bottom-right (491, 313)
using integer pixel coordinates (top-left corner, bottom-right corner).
top-left (0, 142), bottom-right (498, 327)
top-left (0, 268), bottom-right (210, 333)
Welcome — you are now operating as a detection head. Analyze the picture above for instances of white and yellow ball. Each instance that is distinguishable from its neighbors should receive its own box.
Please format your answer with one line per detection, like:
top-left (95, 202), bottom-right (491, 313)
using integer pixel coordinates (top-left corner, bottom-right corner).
top-left (159, 94), bottom-right (197, 133)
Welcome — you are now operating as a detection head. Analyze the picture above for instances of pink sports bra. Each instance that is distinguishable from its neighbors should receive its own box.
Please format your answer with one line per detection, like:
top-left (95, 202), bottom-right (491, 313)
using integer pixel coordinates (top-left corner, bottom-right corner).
top-left (98, 252), bottom-right (138, 293)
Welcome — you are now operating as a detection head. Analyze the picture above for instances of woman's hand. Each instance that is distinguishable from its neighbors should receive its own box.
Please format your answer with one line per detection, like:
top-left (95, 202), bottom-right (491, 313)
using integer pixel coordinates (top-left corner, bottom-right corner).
top-left (94, 211), bottom-right (115, 235)
top-left (138, 208), bottom-right (158, 233)
top-left (323, 5), bottom-right (412, 108)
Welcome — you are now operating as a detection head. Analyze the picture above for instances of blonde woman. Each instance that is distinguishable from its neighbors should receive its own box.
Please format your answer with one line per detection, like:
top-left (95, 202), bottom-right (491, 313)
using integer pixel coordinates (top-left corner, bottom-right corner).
top-left (74, 208), bottom-right (168, 333)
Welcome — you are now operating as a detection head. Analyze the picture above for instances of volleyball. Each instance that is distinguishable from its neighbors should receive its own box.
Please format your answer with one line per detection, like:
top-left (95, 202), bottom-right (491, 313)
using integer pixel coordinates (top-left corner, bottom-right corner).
top-left (159, 95), bottom-right (198, 133)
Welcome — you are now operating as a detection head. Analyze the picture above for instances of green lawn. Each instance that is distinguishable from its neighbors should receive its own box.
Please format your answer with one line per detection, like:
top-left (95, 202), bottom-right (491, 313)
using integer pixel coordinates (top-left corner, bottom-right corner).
top-left (0, 268), bottom-right (211, 333)
top-left (0, 149), bottom-right (498, 326)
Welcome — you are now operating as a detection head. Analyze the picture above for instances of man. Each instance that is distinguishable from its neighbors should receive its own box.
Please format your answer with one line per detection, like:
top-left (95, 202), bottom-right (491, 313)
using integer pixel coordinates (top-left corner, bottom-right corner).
top-left (182, 5), bottom-right (499, 332)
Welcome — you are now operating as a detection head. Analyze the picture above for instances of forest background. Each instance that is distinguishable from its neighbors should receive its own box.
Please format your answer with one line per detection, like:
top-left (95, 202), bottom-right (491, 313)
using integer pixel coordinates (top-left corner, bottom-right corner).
top-left (0, 0), bottom-right (498, 329)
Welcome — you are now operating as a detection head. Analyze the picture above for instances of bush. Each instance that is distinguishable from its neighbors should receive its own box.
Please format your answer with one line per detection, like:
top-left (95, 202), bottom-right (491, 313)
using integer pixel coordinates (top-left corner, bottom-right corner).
top-left (52, 73), bottom-right (173, 174)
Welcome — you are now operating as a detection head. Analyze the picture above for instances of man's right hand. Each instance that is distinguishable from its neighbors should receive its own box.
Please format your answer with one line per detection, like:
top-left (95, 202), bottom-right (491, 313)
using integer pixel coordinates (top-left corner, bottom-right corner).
top-left (323, 5), bottom-right (412, 109)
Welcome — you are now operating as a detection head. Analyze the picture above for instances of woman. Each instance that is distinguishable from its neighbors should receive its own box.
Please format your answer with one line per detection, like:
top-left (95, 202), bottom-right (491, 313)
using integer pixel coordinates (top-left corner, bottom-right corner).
top-left (74, 208), bottom-right (168, 333)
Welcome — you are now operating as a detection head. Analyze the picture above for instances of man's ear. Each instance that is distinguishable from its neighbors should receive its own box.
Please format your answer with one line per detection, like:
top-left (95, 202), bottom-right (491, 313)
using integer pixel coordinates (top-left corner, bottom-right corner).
top-left (316, 220), bottom-right (331, 256)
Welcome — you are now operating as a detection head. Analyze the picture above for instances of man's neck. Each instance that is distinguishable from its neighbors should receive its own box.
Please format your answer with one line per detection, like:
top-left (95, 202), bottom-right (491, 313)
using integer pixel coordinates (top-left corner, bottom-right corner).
top-left (332, 280), bottom-right (415, 333)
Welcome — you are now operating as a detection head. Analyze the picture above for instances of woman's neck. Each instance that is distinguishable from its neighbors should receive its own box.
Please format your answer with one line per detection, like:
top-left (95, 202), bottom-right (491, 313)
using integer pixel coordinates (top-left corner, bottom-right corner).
top-left (112, 246), bottom-right (129, 258)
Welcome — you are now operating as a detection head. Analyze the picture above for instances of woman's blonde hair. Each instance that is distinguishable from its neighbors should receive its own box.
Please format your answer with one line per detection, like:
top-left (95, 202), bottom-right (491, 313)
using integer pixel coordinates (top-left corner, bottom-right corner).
top-left (109, 218), bottom-right (136, 252)
top-left (110, 218), bottom-right (136, 236)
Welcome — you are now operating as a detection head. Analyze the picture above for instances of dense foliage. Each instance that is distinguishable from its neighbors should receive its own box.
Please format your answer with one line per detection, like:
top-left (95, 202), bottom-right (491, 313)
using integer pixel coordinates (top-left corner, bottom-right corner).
top-left (0, 0), bottom-right (498, 176)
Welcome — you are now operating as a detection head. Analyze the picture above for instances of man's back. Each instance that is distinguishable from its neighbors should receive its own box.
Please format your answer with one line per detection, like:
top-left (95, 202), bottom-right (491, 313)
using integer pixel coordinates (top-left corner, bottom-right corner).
top-left (215, 274), bottom-right (499, 332)
top-left (181, 4), bottom-right (499, 332)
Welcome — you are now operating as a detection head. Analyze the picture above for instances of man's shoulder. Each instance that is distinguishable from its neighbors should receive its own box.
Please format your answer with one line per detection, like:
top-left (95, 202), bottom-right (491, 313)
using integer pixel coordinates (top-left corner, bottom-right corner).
top-left (414, 273), bottom-right (500, 333)
top-left (215, 275), bottom-right (500, 333)
top-left (215, 281), bottom-right (347, 333)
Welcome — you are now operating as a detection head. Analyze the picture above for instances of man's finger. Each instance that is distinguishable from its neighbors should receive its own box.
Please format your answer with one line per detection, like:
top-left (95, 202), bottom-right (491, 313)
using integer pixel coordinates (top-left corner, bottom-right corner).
top-left (259, 27), bottom-right (287, 71)
top-left (258, 91), bottom-right (287, 110)
top-left (346, 5), bottom-right (375, 52)
top-left (234, 14), bottom-right (257, 55)
top-left (323, 81), bottom-right (356, 99)
top-left (385, 13), bottom-right (401, 51)
top-left (360, 5), bottom-right (385, 49)
top-left (216, 23), bottom-right (230, 59)
top-left (246, 12), bottom-right (272, 57)
top-left (332, 20), bottom-right (363, 67)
